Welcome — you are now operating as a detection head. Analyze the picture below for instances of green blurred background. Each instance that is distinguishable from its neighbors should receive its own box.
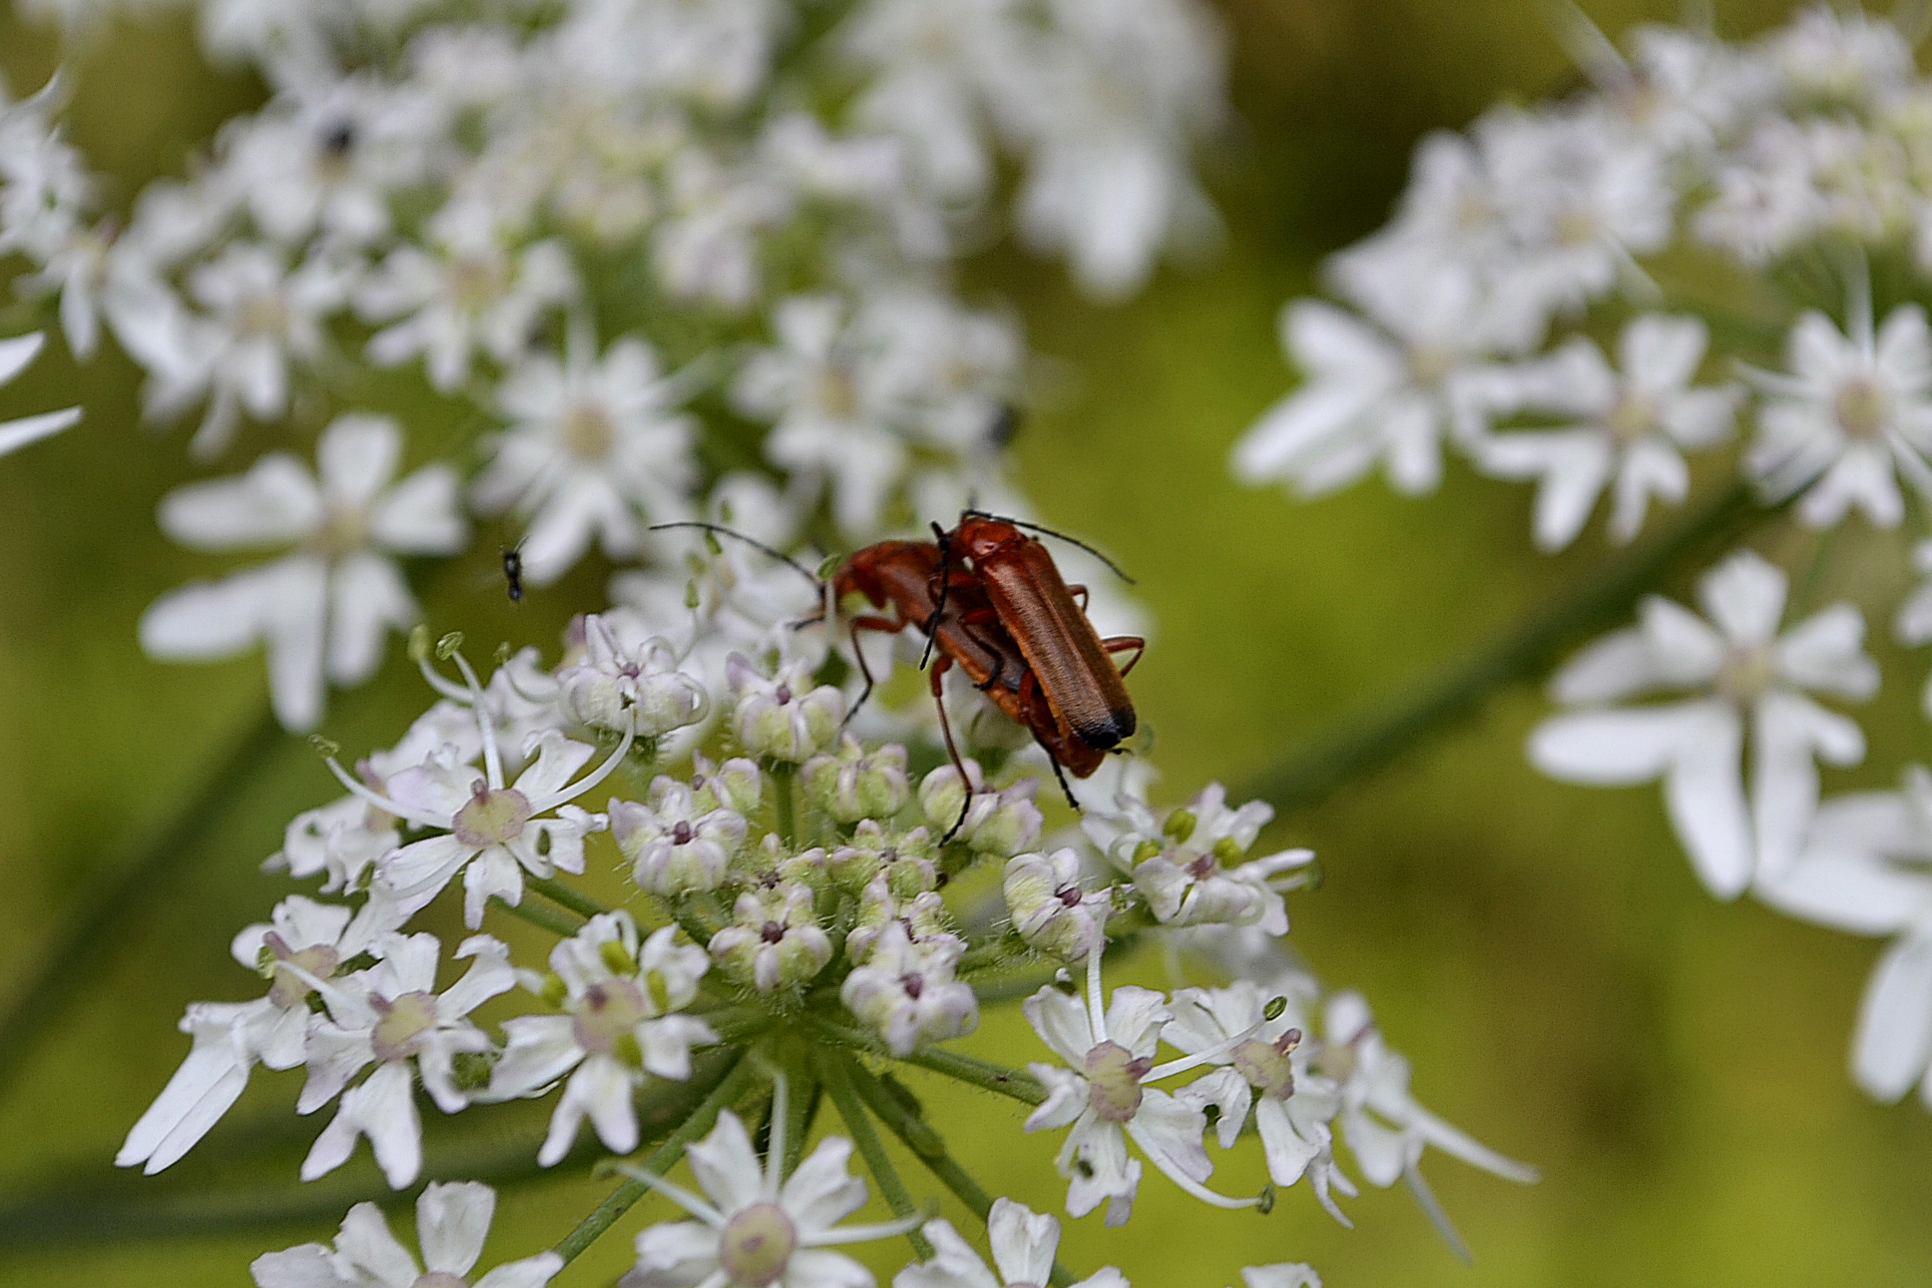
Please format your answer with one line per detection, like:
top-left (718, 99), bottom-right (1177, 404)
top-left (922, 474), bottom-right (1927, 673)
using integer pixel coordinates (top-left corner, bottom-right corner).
top-left (5, 1), bottom-right (1931, 1284)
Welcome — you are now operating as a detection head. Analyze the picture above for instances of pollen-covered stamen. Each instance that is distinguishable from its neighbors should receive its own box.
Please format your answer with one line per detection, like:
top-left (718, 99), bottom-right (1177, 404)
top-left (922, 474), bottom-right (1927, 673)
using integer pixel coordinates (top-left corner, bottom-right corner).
top-left (263, 932), bottom-right (340, 1010)
top-left (1084, 1039), bottom-right (1151, 1122)
top-left (718, 1201), bottom-right (799, 1287)
top-left (452, 780), bottom-right (532, 847)
top-left (571, 979), bottom-right (649, 1058)
top-left (370, 990), bottom-right (440, 1061)
top-left (1231, 1028), bottom-right (1303, 1101)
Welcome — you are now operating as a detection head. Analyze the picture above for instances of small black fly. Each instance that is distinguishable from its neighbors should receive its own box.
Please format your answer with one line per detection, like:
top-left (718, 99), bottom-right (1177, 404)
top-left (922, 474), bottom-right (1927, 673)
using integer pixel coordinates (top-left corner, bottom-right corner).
top-left (502, 543), bottom-right (525, 603)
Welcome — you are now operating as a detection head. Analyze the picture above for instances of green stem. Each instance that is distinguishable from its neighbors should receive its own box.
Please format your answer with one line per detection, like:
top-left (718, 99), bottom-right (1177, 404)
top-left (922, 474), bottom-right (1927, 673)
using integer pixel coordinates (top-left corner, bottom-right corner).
top-left (1240, 479), bottom-right (1766, 812)
top-left (553, 1050), bottom-right (757, 1265)
top-left (845, 1061), bottom-right (1077, 1288)
top-left (0, 706), bottom-right (286, 1100)
top-left (819, 1052), bottom-right (934, 1258)
top-left (772, 764), bottom-right (798, 847)
top-left (525, 875), bottom-right (610, 921)
top-left (493, 894), bottom-right (584, 938)
top-left (814, 1021), bottom-right (1046, 1105)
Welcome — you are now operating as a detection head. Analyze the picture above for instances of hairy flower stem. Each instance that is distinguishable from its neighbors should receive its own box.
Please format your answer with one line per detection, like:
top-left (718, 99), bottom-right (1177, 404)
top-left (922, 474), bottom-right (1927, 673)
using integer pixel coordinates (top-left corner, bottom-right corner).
top-left (553, 1049), bottom-right (756, 1265)
top-left (493, 894), bottom-right (585, 938)
top-left (524, 874), bottom-right (610, 920)
top-left (0, 705), bottom-right (286, 1101)
top-left (1241, 479), bottom-right (1768, 813)
top-left (813, 1020), bottom-right (1047, 1105)
top-left (817, 1051), bottom-right (935, 1258)
top-left (772, 764), bottom-right (799, 847)
top-left (844, 1059), bottom-right (1078, 1288)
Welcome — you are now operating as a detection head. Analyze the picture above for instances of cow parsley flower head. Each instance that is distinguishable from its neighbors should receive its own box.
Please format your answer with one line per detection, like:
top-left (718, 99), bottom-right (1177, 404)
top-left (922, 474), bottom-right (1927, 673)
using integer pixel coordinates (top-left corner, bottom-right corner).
top-left (1532, 549), bottom-right (1878, 896)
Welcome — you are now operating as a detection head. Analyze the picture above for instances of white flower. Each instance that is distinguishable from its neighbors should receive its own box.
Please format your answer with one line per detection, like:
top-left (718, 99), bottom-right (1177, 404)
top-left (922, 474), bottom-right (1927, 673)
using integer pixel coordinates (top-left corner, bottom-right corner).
top-left (1001, 0), bottom-right (1226, 300)
top-left (619, 1076), bottom-right (919, 1288)
top-left (1309, 990), bottom-right (1537, 1254)
top-left (1531, 549), bottom-right (1877, 896)
top-left (251, 1182), bottom-right (562, 1288)
top-left (139, 413), bottom-right (467, 731)
top-left (1768, 6), bottom-right (1913, 108)
top-left (357, 203), bottom-right (576, 392)
top-left (1164, 981), bottom-right (1354, 1223)
top-left (297, 931), bottom-right (515, 1189)
top-left (1022, 933), bottom-right (1256, 1224)
top-left (894, 1200), bottom-right (1127, 1288)
top-left (1084, 783), bottom-right (1313, 935)
top-left (1745, 292), bottom-right (1932, 528)
top-left (0, 332), bottom-right (80, 457)
top-left (1231, 266), bottom-right (1496, 499)
top-left (651, 146), bottom-right (787, 310)
top-left (728, 652), bottom-right (846, 763)
top-left (1756, 769), bottom-right (1932, 1104)
top-left (1473, 315), bottom-right (1740, 549)
top-left (117, 896), bottom-right (361, 1175)
top-left (1233, 1268), bottom-right (1320, 1288)
top-left (840, 921), bottom-right (978, 1056)
top-left (0, 74), bottom-right (90, 261)
top-left (371, 730), bottom-right (609, 928)
top-left (489, 913), bottom-right (718, 1166)
top-left (472, 334), bottom-right (699, 585)
top-left (151, 241), bottom-right (353, 458)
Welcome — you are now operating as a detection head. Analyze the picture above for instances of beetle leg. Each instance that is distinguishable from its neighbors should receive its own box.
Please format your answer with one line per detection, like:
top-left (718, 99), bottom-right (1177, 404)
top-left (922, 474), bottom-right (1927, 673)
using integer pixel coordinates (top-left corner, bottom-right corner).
top-left (1067, 583), bottom-right (1089, 612)
top-left (1043, 743), bottom-right (1080, 809)
top-left (928, 656), bottom-right (975, 843)
top-left (1103, 635), bottom-right (1146, 677)
top-left (973, 649), bottom-right (1006, 692)
top-left (844, 614), bottom-right (907, 726)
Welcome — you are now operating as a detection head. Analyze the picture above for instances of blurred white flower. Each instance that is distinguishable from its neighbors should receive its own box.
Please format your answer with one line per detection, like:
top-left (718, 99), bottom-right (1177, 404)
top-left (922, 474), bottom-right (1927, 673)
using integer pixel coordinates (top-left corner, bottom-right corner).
top-left (140, 413), bottom-right (467, 731)
top-left (472, 333), bottom-right (698, 584)
top-left (1744, 291), bottom-right (1932, 528)
top-left (1531, 549), bottom-right (1877, 896)
top-left (252, 1182), bottom-right (561, 1288)
top-left (0, 332), bottom-right (80, 456)
top-left (1232, 266), bottom-right (1497, 499)
top-left (357, 202), bottom-right (575, 392)
top-left (0, 74), bottom-right (90, 262)
top-left (1472, 314), bottom-right (1740, 549)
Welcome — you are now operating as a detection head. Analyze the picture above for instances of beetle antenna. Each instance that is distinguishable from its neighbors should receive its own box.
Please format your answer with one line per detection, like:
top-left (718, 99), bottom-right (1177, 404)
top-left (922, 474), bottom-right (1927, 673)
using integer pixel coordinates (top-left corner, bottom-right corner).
top-left (648, 522), bottom-right (821, 587)
top-left (921, 520), bottom-right (949, 671)
top-left (959, 509), bottom-right (1136, 585)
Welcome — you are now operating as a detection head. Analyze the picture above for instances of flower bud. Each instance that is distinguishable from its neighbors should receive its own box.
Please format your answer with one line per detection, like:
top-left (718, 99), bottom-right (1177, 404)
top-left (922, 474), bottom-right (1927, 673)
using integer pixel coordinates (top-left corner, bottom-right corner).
top-left (728, 653), bottom-right (844, 762)
top-left (611, 781), bottom-right (745, 896)
top-left (708, 884), bottom-right (833, 992)
top-left (1004, 848), bottom-right (1107, 960)
top-left (803, 736), bottom-right (911, 824)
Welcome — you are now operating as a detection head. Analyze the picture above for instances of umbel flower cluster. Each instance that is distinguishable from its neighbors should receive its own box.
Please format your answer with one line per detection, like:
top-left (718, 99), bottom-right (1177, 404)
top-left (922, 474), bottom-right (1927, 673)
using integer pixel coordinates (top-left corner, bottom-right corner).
top-left (1236, 4), bottom-right (1932, 1118)
top-left (0, 0), bottom-right (1544, 1284)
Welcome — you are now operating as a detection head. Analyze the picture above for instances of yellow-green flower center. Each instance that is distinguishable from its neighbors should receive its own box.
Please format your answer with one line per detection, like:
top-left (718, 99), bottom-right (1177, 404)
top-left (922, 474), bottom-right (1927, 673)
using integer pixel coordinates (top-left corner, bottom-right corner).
top-left (719, 1201), bottom-right (797, 1287)
top-left (371, 990), bottom-right (439, 1062)
top-left (453, 782), bottom-right (532, 847)
top-left (1084, 1039), bottom-right (1151, 1123)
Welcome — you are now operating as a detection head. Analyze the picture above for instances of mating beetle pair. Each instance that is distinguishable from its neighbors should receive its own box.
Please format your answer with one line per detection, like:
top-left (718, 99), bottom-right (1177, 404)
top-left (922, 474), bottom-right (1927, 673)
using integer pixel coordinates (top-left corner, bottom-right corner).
top-left (661, 512), bottom-right (1143, 816)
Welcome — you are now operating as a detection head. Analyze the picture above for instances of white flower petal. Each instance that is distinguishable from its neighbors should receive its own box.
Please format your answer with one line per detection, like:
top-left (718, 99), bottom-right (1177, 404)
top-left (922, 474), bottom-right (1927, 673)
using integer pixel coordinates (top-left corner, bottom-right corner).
top-left (1663, 704), bottom-right (1752, 898)
top-left (1854, 930), bottom-right (1932, 1101)
top-left (417, 1181), bottom-right (494, 1277)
